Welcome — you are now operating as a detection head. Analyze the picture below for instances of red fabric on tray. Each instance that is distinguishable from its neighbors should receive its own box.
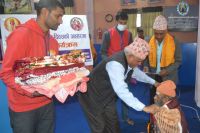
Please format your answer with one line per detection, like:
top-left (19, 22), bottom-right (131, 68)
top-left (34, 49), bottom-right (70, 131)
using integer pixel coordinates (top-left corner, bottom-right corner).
top-left (14, 54), bottom-right (89, 103)
top-left (21, 73), bottom-right (89, 103)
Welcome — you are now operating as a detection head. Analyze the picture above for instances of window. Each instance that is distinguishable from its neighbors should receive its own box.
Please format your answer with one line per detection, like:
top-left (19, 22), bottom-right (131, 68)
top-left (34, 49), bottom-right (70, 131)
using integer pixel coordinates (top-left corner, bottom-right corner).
top-left (136, 13), bottom-right (141, 27)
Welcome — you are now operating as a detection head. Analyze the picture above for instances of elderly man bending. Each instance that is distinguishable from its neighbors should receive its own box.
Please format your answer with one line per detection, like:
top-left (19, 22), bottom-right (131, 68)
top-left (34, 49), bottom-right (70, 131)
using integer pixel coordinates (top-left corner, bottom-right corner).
top-left (78, 38), bottom-right (160, 133)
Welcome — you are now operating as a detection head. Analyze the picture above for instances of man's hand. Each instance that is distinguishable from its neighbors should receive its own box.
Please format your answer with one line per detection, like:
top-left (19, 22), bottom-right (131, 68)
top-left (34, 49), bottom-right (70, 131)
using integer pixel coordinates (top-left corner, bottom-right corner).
top-left (159, 69), bottom-right (168, 76)
top-left (143, 104), bottom-right (160, 114)
top-left (154, 81), bottom-right (160, 87)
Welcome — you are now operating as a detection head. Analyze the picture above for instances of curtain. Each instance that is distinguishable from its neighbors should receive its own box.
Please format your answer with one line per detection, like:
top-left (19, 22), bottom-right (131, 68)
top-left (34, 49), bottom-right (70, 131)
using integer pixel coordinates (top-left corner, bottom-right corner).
top-left (141, 12), bottom-right (162, 37)
top-left (127, 14), bottom-right (137, 38)
top-left (123, 9), bottom-right (138, 39)
top-left (141, 7), bottom-right (163, 38)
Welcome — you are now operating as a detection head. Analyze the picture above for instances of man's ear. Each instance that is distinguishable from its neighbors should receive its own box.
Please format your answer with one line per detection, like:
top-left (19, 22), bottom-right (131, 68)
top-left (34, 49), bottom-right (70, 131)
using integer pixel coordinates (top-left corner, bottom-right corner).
top-left (40, 8), bottom-right (49, 17)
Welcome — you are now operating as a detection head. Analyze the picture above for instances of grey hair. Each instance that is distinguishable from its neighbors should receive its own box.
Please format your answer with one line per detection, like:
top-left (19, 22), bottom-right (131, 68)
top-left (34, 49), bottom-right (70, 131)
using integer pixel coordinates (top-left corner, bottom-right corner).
top-left (124, 46), bottom-right (133, 56)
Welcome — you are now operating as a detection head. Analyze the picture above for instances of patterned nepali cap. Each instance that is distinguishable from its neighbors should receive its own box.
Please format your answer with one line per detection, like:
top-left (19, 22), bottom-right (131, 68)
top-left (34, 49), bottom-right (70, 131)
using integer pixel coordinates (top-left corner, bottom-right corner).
top-left (153, 15), bottom-right (168, 30)
top-left (126, 37), bottom-right (150, 60)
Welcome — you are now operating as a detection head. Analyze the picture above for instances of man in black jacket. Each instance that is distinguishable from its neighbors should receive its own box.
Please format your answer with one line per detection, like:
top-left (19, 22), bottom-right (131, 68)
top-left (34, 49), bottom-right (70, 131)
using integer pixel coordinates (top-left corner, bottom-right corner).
top-left (78, 38), bottom-right (160, 133)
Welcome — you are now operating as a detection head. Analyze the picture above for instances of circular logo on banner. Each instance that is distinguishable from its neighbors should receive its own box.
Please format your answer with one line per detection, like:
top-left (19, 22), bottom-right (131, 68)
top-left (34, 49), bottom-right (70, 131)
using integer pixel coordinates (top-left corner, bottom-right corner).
top-left (177, 1), bottom-right (189, 16)
top-left (4, 17), bottom-right (21, 32)
top-left (70, 17), bottom-right (83, 31)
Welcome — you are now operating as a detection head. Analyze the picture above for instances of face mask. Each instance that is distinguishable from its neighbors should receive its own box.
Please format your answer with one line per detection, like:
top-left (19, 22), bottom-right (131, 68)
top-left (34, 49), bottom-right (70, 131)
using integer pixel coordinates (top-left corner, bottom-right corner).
top-left (117, 24), bottom-right (127, 31)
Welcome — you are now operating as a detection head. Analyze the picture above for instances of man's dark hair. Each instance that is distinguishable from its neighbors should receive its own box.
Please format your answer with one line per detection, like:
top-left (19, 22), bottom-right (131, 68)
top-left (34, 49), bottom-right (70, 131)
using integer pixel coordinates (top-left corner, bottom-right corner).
top-left (115, 10), bottom-right (128, 21)
top-left (35, 0), bottom-right (65, 15)
top-left (137, 27), bottom-right (144, 33)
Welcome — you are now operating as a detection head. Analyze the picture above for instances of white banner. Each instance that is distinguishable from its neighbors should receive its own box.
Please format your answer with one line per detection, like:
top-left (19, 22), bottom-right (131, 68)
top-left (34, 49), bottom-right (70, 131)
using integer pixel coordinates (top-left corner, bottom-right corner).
top-left (51, 15), bottom-right (92, 65)
top-left (0, 15), bottom-right (92, 65)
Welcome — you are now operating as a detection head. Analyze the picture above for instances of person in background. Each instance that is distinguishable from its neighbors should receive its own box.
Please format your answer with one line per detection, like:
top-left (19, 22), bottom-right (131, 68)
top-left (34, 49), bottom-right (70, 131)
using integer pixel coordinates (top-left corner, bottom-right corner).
top-left (135, 27), bottom-right (150, 42)
top-left (143, 15), bottom-right (182, 104)
top-left (0, 0), bottom-right (64, 133)
top-left (135, 27), bottom-right (147, 69)
top-left (100, 10), bottom-right (134, 125)
top-left (100, 10), bottom-right (133, 60)
top-left (136, 27), bottom-right (144, 39)
top-left (78, 38), bottom-right (160, 133)
top-left (150, 80), bottom-right (188, 133)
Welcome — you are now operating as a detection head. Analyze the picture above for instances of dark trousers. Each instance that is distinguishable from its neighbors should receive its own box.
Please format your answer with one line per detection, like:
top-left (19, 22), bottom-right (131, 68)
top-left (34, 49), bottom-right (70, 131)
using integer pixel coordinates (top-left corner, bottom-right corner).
top-left (121, 84), bottom-right (132, 121)
top-left (78, 92), bottom-right (120, 133)
top-left (121, 101), bottom-right (129, 121)
top-left (9, 102), bottom-right (55, 133)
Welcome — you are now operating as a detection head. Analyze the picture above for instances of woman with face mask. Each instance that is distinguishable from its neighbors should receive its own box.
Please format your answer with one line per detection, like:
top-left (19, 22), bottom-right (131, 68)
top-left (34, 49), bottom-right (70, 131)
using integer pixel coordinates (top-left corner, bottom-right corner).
top-left (100, 10), bottom-right (134, 125)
